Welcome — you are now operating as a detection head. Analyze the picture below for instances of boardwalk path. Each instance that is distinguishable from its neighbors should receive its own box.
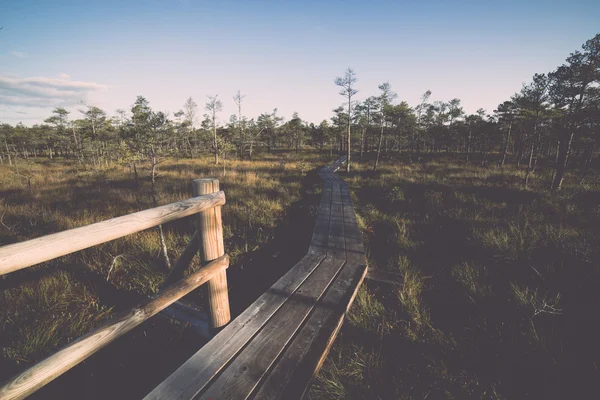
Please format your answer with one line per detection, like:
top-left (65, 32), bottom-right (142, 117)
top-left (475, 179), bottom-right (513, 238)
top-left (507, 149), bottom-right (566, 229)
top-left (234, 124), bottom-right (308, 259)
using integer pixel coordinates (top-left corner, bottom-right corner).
top-left (145, 156), bottom-right (368, 399)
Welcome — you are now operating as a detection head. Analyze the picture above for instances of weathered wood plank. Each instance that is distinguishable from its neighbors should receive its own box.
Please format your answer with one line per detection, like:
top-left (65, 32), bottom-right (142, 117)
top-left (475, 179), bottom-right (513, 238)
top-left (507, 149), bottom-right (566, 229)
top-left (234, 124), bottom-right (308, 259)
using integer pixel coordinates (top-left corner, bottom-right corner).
top-left (327, 183), bottom-right (346, 258)
top-left (308, 182), bottom-right (333, 255)
top-left (253, 167), bottom-right (368, 399)
top-left (311, 176), bottom-right (367, 381)
top-left (146, 156), bottom-right (362, 400)
top-left (340, 188), bottom-right (362, 250)
top-left (253, 262), bottom-right (367, 400)
top-left (0, 192), bottom-right (226, 276)
top-left (198, 256), bottom-right (347, 399)
top-left (197, 184), bottom-right (347, 400)
top-left (0, 255), bottom-right (230, 400)
top-left (143, 253), bottom-right (327, 400)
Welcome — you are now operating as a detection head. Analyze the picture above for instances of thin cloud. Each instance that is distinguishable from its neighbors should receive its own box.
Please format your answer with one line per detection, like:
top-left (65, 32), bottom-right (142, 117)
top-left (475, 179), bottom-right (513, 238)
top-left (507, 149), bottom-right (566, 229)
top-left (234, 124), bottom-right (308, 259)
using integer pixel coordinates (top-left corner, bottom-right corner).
top-left (58, 73), bottom-right (70, 79)
top-left (10, 51), bottom-right (27, 58)
top-left (0, 75), bottom-right (109, 108)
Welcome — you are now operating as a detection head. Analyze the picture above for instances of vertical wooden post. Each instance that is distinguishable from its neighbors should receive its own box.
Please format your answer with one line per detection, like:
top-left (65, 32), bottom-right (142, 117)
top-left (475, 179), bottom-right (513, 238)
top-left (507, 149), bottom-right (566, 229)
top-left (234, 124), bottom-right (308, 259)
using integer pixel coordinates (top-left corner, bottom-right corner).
top-left (193, 178), bottom-right (231, 329)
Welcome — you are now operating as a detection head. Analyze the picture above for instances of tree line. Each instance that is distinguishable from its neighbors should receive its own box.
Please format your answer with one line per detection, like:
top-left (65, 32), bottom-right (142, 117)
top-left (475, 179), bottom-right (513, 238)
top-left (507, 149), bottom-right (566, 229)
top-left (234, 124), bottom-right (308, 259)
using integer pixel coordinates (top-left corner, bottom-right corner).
top-left (1, 33), bottom-right (598, 191)
top-left (335, 33), bottom-right (599, 190)
top-left (0, 93), bottom-right (337, 176)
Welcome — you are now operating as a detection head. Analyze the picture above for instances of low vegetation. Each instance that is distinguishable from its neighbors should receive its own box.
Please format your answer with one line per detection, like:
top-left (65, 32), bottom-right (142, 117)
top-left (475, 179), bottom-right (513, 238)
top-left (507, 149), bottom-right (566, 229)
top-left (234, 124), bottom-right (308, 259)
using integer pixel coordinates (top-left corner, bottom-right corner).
top-left (311, 152), bottom-right (600, 399)
top-left (0, 151), bottom-right (326, 396)
top-left (0, 31), bottom-right (598, 399)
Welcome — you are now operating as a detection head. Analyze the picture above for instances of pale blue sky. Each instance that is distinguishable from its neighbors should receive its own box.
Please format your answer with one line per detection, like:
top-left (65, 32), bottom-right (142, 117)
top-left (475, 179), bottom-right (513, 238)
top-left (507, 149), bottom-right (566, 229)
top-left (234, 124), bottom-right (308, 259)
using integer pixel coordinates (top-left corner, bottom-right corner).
top-left (1, 0), bottom-right (598, 125)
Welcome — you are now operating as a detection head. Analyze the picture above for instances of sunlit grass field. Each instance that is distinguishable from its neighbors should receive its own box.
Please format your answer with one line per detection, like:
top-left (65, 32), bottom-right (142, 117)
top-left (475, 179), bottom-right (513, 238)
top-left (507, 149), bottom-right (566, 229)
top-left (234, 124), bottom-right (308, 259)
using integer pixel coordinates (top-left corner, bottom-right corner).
top-left (311, 154), bottom-right (600, 400)
top-left (0, 150), bottom-right (329, 397)
top-left (2, 150), bottom-right (600, 399)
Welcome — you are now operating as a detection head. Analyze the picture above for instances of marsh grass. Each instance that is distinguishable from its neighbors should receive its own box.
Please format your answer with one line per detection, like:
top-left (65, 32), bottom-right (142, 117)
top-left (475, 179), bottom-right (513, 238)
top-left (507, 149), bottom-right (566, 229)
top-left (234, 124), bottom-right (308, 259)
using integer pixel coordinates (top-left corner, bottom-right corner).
top-left (311, 153), bottom-right (600, 400)
top-left (0, 150), bottom-right (329, 398)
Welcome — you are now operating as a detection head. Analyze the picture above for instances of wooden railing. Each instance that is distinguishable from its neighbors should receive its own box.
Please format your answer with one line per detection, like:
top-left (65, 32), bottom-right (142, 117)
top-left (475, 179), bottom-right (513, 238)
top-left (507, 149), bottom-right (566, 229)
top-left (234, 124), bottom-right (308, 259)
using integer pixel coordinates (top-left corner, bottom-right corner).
top-left (0, 178), bottom-right (231, 400)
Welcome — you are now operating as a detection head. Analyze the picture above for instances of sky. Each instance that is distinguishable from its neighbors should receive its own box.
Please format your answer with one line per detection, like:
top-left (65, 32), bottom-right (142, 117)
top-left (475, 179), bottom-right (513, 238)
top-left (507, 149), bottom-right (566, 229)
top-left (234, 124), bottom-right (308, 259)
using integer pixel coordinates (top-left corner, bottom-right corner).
top-left (1, 0), bottom-right (599, 126)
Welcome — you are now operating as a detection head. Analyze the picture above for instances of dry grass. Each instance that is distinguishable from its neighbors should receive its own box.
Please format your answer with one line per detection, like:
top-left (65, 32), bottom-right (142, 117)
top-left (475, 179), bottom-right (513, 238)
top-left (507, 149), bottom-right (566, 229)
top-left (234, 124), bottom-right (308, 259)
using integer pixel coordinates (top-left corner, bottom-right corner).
top-left (0, 150), bottom-right (329, 394)
top-left (312, 153), bottom-right (600, 400)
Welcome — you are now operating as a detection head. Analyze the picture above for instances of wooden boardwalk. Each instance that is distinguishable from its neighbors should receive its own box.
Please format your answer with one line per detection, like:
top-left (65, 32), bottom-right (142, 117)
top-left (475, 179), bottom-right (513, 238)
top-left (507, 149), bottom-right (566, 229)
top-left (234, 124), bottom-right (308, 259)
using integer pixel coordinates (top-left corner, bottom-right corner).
top-left (145, 157), bottom-right (368, 399)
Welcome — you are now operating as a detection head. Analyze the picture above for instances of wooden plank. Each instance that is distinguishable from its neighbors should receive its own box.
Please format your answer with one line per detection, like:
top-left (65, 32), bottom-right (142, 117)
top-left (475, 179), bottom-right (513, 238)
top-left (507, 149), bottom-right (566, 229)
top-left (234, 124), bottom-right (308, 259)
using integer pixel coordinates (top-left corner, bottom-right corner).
top-left (253, 262), bottom-right (367, 400)
top-left (253, 180), bottom-right (367, 399)
top-left (308, 182), bottom-right (332, 255)
top-left (197, 184), bottom-right (347, 400)
top-left (146, 156), bottom-right (355, 400)
top-left (340, 188), bottom-right (361, 242)
top-left (199, 256), bottom-right (347, 399)
top-left (0, 192), bottom-right (226, 276)
top-left (307, 176), bottom-right (367, 382)
top-left (0, 255), bottom-right (230, 400)
top-left (327, 183), bottom-right (346, 258)
top-left (143, 253), bottom-right (327, 400)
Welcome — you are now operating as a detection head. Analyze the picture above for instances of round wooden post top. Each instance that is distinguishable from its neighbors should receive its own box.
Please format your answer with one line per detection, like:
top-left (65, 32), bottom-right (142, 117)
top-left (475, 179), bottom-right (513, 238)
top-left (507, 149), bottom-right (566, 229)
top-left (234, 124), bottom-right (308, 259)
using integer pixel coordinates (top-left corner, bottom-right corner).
top-left (193, 178), bottom-right (220, 195)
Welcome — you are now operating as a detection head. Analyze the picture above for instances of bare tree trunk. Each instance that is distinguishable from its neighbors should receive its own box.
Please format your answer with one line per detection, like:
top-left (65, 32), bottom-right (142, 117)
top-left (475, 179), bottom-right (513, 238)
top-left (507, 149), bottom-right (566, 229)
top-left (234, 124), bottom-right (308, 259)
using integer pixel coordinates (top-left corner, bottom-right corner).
top-left (516, 136), bottom-right (524, 167)
top-left (213, 113), bottom-right (219, 165)
top-left (415, 130), bottom-right (422, 161)
top-left (346, 94), bottom-right (352, 172)
top-left (183, 137), bottom-right (192, 158)
top-left (360, 126), bottom-right (365, 157)
top-left (71, 124), bottom-right (82, 163)
top-left (466, 128), bottom-right (472, 162)
top-left (524, 137), bottom-right (535, 188)
top-left (150, 153), bottom-right (172, 270)
top-left (374, 123), bottom-right (384, 171)
top-left (532, 131), bottom-right (541, 172)
top-left (499, 122), bottom-right (512, 168)
top-left (552, 131), bottom-right (575, 191)
top-left (5, 139), bottom-right (12, 166)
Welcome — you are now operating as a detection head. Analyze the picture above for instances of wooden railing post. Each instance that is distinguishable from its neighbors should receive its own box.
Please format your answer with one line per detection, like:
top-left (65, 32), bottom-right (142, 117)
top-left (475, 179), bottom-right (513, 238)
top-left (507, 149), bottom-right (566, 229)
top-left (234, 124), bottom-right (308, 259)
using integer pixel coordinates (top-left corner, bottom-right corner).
top-left (193, 178), bottom-right (231, 329)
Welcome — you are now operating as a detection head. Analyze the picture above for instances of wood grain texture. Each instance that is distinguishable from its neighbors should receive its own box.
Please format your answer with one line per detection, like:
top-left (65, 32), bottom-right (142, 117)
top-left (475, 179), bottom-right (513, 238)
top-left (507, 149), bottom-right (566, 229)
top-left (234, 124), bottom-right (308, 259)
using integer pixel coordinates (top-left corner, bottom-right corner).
top-left (0, 192), bottom-right (225, 276)
top-left (253, 160), bottom-right (367, 399)
top-left (0, 255), bottom-right (229, 400)
top-left (193, 179), bottom-right (230, 329)
top-left (253, 262), bottom-right (367, 400)
top-left (308, 182), bottom-right (333, 255)
top-left (145, 156), bottom-right (366, 400)
top-left (143, 253), bottom-right (327, 400)
top-left (199, 256), bottom-right (346, 400)
top-left (327, 182), bottom-right (346, 258)
top-left (198, 183), bottom-right (347, 400)
top-left (193, 180), bottom-right (225, 262)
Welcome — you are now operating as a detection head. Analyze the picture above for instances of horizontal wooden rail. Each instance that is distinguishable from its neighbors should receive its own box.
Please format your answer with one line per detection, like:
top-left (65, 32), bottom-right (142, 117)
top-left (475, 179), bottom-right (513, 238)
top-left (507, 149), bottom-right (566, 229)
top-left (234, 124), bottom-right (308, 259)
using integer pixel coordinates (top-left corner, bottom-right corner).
top-left (0, 191), bottom-right (226, 276)
top-left (0, 254), bottom-right (230, 400)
